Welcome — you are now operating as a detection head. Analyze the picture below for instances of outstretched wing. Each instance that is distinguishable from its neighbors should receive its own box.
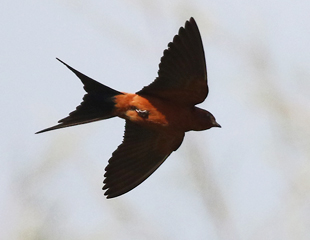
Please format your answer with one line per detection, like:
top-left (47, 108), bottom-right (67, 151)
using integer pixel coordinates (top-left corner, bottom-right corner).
top-left (137, 17), bottom-right (208, 106)
top-left (103, 120), bottom-right (184, 198)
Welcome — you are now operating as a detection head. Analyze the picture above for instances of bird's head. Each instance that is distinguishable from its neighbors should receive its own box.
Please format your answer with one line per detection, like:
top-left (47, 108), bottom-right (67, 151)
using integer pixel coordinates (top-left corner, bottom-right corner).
top-left (193, 107), bottom-right (221, 131)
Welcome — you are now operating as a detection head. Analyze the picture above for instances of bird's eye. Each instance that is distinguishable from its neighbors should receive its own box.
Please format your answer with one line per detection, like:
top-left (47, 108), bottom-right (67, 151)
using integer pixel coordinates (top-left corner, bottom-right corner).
top-left (135, 109), bottom-right (149, 119)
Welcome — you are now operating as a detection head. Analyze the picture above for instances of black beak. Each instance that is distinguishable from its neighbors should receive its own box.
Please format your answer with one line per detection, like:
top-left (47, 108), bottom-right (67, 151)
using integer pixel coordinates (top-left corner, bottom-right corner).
top-left (213, 121), bottom-right (221, 128)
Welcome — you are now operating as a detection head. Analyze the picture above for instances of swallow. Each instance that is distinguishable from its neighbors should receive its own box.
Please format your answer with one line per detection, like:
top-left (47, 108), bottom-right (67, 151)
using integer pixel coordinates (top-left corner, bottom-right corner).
top-left (36, 17), bottom-right (221, 198)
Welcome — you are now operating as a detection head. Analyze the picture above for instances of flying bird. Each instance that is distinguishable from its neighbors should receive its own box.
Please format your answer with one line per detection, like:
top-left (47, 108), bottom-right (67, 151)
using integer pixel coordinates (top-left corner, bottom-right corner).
top-left (36, 17), bottom-right (221, 198)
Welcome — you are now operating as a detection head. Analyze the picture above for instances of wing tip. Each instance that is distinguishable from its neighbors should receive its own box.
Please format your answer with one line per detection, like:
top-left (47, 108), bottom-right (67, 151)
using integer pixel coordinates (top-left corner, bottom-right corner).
top-left (102, 185), bottom-right (127, 199)
top-left (189, 17), bottom-right (196, 23)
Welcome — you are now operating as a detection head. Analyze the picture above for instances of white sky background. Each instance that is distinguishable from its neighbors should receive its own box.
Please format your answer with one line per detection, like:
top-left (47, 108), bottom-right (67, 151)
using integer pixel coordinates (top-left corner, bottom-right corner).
top-left (1, 0), bottom-right (310, 239)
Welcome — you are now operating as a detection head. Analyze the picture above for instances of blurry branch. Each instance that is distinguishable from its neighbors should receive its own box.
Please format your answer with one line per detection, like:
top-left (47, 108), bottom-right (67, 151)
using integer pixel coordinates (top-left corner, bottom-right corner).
top-left (185, 140), bottom-right (239, 240)
top-left (239, 27), bottom-right (310, 239)
top-left (58, 0), bottom-right (149, 54)
top-left (58, 0), bottom-right (215, 60)
top-left (11, 133), bottom-right (79, 240)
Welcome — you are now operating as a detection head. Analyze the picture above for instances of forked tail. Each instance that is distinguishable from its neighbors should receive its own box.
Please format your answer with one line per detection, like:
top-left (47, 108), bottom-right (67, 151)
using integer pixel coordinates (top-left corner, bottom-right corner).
top-left (36, 58), bottom-right (122, 134)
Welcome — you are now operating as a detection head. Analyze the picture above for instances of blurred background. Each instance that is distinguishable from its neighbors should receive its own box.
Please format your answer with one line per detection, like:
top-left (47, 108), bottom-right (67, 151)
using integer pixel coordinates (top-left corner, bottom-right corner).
top-left (1, 0), bottom-right (310, 239)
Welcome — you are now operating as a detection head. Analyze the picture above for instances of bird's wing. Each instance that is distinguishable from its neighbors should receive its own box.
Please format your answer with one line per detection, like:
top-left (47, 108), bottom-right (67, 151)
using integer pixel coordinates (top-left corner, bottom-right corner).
top-left (103, 120), bottom-right (184, 198)
top-left (137, 17), bottom-right (208, 106)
